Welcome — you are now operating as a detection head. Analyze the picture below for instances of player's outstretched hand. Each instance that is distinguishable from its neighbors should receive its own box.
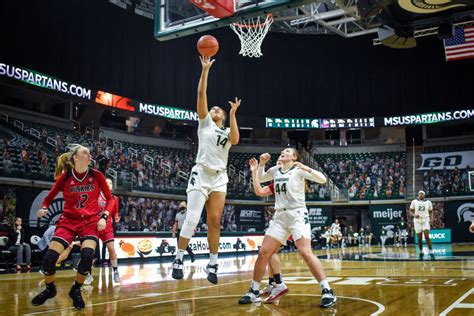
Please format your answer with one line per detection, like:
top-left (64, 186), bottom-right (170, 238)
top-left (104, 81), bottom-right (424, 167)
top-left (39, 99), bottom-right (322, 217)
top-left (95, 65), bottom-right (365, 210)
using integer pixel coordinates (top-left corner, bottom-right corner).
top-left (200, 55), bottom-right (215, 70)
top-left (470, 222), bottom-right (474, 233)
top-left (229, 97), bottom-right (241, 115)
top-left (259, 153), bottom-right (271, 166)
top-left (249, 158), bottom-right (258, 172)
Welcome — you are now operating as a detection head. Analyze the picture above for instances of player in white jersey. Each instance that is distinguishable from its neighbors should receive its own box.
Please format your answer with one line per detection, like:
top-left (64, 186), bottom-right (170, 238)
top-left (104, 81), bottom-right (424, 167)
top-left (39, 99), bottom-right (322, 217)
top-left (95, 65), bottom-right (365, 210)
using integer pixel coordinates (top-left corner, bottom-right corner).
top-left (329, 219), bottom-right (342, 248)
top-left (239, 149), bottom-right (336, 308)
top-left (409, 190), bottom-right (435, 261)
top-left (172, 55), bottom-right (241, 284)
top-left (248, 158), bottom-right (288, 303)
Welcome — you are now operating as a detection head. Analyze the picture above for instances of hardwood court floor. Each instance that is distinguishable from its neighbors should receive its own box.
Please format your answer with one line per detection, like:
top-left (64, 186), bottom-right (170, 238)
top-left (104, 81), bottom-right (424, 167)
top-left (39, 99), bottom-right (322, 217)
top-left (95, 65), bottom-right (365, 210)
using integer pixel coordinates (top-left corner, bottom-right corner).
top-left (1, 244), bottom-right (473, 315)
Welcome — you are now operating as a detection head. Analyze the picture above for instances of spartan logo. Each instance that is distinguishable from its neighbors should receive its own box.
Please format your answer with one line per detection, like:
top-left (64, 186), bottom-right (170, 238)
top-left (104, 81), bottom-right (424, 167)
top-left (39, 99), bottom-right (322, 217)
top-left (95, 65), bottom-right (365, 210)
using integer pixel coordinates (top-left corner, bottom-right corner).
top-left (28, 190), bottom-right (64, 227)
top-left (457, 203), bottom-right (474, 223)
top-left (189, 171), bottom-right (198, 186)
top-left (398, 0), bottom-right (468, 14)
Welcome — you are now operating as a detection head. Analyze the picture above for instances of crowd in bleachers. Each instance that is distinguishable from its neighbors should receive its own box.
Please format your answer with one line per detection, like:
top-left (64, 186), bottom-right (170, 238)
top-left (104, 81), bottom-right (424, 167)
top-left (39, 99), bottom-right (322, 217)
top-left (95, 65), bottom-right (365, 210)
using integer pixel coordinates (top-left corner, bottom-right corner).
top-left (0, 118), bottom-right (331, 200)
top-left (315, 152), bottom-right (407, 200)
top-left (421, 146), bottom-right (472, 197)
top-left (3, 117), bottom-right (474, 201)
top-left (116, 195), bottom-right (236, 232)
top-left (421, 167), bottom-right (471, 197)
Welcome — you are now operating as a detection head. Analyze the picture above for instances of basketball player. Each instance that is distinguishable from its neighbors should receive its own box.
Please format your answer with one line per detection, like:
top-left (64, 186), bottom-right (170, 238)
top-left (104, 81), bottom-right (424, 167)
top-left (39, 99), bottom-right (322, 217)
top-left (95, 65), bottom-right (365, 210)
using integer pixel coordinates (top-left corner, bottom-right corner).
top-left (248, 158), bottom-right (288, 303)
top-left (172, 201), bottom-right (195, 262)
top-left (172, 55), bottom-right (241, 284)
top-left (239, 149), bottom-right (336, 308)
top-left (329, 219), bottom-right (341, 248)
top-left (409, 190), bottom-right (435, 261)
top-left (32, 145), bottom-right (114, 310)
top-left (380, 226), bottom-right (387, 247)
top-left (97, 178), bottom-right (120, 283)
top-left (397, 216), bottom-right (408, 247)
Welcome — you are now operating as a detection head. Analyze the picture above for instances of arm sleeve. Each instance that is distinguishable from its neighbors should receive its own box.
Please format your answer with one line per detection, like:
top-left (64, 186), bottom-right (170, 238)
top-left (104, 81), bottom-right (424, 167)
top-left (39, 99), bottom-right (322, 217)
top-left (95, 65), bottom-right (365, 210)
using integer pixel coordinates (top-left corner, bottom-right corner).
top-left (297, 168), bottom-right (327, 184)
top-left (257, 166), bottom-right (276, 183)
top-left (95, 170), bottom-right (114, 214)
top-left (198, 113), bottom-right (212, 129)
top-left (114, 196), bottom-right (119, 220)
top-left (42, 172), bottom-right (68, 208)
top-left (109, 196), bottom-right (119, 219)
top-left (268, 183), bottom-right (275, 194)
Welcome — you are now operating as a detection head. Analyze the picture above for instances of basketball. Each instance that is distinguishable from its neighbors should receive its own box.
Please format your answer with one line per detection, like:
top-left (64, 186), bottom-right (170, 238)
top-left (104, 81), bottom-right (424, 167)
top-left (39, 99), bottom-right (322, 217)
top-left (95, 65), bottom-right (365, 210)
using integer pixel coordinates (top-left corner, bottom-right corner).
top-left (197, 35), bottom-right (219, 57)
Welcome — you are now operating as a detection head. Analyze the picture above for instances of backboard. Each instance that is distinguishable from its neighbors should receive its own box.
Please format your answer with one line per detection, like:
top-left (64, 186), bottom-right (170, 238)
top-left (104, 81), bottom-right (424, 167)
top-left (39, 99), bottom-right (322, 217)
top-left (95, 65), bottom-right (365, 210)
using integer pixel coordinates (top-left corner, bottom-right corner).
top-left (154, 0), bottom-right (316, 41)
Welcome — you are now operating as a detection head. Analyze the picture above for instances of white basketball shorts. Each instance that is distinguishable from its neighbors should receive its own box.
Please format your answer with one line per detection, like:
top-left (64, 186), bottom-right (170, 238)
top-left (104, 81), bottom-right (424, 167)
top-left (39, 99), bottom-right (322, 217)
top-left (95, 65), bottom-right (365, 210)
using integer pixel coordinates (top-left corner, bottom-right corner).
top-left (265, 208), bottom-right (311, 245)
top-left (414, 218), bottom-right (430, 234)
top-left (186, 164), bottom-right (228, 198)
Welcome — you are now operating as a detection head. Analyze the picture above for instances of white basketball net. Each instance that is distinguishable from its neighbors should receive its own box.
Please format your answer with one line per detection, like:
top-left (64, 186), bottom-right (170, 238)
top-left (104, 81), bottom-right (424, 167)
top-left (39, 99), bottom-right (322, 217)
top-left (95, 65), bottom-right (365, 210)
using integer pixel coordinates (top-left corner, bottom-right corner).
top-left (230, 14), bottom-right (273, 58)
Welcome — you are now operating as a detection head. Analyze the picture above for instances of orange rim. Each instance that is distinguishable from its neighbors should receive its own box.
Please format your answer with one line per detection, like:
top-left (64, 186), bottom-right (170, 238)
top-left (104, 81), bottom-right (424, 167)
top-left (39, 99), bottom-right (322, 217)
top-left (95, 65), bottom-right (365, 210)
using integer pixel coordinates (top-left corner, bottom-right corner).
top-left (233, 14), bottom-right (273, 29)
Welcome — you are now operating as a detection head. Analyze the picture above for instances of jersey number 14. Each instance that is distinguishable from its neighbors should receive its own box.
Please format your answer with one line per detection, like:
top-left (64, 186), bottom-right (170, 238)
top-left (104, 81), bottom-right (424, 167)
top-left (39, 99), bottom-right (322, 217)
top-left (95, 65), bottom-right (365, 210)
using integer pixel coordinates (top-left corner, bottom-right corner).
top-left (216, 135), bottom-right (228, 148)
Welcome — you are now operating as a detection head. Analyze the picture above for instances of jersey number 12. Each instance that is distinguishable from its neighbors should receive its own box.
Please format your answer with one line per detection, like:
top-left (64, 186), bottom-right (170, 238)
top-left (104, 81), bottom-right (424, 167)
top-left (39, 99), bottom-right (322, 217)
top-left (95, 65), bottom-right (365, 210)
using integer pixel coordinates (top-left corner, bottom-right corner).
top-left (76, 194), bottom-right (88, 209)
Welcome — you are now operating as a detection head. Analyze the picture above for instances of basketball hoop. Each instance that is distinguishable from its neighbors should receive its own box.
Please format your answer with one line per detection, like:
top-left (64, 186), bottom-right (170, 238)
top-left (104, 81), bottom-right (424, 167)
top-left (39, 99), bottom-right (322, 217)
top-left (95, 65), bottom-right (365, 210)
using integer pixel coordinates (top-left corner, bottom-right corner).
top-left (230, 14), bottom-right (273, 58)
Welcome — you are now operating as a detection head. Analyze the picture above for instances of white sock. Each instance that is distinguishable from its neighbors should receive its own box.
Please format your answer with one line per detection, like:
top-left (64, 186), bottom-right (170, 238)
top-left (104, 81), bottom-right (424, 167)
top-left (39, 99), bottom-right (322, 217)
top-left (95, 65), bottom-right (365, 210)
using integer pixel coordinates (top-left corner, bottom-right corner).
top-left (319, 279), bottom-right (330, 290)
top-left (429, 249), bottom-right (434, 254)
top-left (209, 253), bottom-right (218, 265)
top-left (111, 259), bottom-right (118, 268)
top-left (176, 249), bottom-right (186, 261)
top-left (251, 280), bottom-right (260, 292)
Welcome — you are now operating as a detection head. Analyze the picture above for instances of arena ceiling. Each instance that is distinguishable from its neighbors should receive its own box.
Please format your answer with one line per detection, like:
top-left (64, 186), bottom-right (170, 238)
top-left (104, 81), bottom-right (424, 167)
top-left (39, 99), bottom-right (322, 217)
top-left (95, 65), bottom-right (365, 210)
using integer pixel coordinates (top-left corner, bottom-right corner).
top-left (112, 0), bottom-right (474, 48)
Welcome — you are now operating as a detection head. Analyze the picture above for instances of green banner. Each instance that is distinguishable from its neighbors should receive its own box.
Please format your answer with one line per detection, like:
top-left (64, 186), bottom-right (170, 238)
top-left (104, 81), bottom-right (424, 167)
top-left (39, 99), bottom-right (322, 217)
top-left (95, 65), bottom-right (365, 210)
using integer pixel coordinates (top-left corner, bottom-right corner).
top-left (369, 204), bottom-right (407, 240)
top-left (444, 201), bottom-right (474, 242)
top-left (307, 206), bottom-right (332, 227)
top-left (414, 229), bottom-right (452, 243)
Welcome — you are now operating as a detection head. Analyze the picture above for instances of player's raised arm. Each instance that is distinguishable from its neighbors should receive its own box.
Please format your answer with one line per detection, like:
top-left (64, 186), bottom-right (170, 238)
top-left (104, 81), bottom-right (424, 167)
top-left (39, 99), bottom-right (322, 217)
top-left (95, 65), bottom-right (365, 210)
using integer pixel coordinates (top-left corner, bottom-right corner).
top-left (228, 97), bottom-right (241, 145)
top-left (294, 162), bottom-right (327, 184)
top-left (197, 56), bottom-right (215, 119)
top-left (257, 153), bottom-right (274, 182)
top-left (249, 158), bottom-right (273, 197)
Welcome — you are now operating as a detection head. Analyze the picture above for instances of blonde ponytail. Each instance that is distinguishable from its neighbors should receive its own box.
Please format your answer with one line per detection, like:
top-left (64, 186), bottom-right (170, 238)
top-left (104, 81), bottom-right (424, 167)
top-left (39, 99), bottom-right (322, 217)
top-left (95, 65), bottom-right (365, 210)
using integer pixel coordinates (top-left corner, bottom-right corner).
top-left (54, 144), bottom-right (82, 179)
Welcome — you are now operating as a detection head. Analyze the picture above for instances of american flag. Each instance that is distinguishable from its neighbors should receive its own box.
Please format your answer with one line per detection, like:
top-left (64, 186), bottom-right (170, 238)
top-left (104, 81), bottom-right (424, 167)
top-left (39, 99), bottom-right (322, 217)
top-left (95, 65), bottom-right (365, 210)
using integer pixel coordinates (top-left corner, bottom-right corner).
top-left (444, 26), bottom-right (474, 61)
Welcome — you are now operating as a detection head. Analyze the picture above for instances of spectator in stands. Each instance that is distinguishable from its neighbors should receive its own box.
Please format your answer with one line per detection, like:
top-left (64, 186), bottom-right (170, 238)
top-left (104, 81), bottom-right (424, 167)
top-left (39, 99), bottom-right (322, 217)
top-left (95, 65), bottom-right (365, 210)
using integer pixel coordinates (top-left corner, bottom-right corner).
top-left (8, 217), bottom-right (31, 271)
top-left (55, 133), bottom-right (64, 150)
top-left (365, 225), bottom-right (373, 245)
top-left (346, 226), bottom-right (356, 246)
top-left (2, 149), bottom-right (12, 174)
top-left (20, 147), bottom-right (32, 174)
top-left (41, 129), bottom-right (48, 141)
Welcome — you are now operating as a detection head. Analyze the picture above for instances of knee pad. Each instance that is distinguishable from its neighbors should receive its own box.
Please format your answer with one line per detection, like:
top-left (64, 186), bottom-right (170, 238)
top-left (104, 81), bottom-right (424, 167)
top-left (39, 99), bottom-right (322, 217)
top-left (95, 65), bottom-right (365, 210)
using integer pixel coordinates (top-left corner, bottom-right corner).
top-left (42, 249), bottom-right (60, 275)
top-left (180, 220), bottom-right (199, 239)
top-left (77, 248), bottom-right (95, 275)
top-left (180, 191), bottom-right (206, 239)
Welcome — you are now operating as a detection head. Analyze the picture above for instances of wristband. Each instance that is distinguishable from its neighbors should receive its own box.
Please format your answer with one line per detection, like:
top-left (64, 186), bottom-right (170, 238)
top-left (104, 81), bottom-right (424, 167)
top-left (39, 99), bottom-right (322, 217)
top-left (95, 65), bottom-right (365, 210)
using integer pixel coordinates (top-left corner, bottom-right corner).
top-left (101, 213), bottom-right (109, 221)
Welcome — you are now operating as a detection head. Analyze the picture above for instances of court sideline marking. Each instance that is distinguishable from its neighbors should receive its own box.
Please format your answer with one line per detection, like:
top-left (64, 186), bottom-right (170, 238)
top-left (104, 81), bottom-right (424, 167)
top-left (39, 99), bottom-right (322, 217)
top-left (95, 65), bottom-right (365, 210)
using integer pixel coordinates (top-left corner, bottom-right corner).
top-left (23, 278), bottom-right (251, 315)
top-left (130, 294), bottom-right (386, 316)
top-left (439, 288), bottom-right (474, 316)
top-left (23, 270), bottom-right (316, 315)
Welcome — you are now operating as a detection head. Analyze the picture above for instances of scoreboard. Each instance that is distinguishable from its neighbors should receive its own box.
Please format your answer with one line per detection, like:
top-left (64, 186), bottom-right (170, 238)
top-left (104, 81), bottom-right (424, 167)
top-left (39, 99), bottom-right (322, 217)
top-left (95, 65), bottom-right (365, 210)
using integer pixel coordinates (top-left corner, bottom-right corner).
top-left (265, 117), bottom-right (375, 129)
